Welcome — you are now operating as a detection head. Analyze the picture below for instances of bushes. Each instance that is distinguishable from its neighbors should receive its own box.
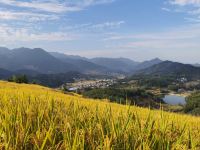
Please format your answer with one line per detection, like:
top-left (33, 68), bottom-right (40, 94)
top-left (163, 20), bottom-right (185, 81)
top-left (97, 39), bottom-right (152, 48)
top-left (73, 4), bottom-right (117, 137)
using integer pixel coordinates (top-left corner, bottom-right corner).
top-left (82, 88), bottom-right (164, 108)
top-left (184, 92), bottom-right (200, 115)
top-left (136, 75), bottom-right (176, 88)
top-left (8, 75), bottom-right (28, 84)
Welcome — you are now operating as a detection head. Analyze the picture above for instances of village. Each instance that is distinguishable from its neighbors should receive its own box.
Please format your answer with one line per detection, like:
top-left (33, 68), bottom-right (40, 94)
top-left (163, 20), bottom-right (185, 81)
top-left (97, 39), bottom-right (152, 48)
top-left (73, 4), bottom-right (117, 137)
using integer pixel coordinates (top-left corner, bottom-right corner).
top-left (62, 79), bottom-right (117, 91)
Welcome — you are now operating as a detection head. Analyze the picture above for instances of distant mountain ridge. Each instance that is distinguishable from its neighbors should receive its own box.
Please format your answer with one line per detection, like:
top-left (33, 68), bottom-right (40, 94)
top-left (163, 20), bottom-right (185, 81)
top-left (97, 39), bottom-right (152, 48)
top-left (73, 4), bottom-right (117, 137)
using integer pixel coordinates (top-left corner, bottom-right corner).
top-left (50, 52), bottom-right (109, 74)
top-left (0, 47), bottom-right (77, 74)
top-left (193, 63), bottom-right (200, 67)
top-left (0, 47), bottom-right (166, 75)
top-left (2, 47), bottom-right (200, 86)
top-left (135, 61), bottom-right (200, 79)
top-left (90, 57), bottom-right (140, 73)
top-left (51, 53), bottom-right (163, 74)
top-left (132, 58), bottom-right (162, 72)
top-left (1, 47), bottom-right (146, 75)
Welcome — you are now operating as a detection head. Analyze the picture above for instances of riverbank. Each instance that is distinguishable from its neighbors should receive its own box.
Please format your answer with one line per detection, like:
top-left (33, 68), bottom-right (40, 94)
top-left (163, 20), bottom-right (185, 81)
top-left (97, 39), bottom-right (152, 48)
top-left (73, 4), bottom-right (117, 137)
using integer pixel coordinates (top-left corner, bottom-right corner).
top-left (168, 91), bottom-right (192, 98)
top-left (148, 89), bottom-right (192, 98)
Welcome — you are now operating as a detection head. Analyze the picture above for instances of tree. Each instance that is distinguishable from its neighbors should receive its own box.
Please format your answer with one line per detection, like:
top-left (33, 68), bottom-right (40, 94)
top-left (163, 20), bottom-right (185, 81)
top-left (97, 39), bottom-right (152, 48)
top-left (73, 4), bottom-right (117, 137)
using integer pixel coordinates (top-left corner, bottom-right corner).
top-left (8, 75), bottom-right (28, 84)
top-left (184, 92), bottom-right (200, 115)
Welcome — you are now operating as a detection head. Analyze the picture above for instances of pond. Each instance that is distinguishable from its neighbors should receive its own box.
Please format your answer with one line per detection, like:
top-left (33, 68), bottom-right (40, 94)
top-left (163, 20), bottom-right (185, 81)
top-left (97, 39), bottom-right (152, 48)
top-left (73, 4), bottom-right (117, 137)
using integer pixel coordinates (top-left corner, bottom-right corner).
top-left (163, 95), bottom-right (186, 105)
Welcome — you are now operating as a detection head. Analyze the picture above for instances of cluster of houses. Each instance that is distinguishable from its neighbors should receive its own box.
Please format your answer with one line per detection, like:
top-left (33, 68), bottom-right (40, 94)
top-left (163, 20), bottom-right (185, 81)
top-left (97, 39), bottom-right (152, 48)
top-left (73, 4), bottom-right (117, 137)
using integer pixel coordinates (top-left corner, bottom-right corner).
top-left (62, 79), bottom-right (116, 91)
top-left (177, 77), bottom-right (188, 83)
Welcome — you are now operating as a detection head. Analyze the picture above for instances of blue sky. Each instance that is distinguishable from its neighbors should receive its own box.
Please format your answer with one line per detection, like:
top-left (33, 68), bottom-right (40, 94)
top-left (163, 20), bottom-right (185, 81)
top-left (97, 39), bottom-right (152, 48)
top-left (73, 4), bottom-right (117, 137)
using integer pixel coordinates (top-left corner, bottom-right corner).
top-left (1, 0), bottom-right (200, 63)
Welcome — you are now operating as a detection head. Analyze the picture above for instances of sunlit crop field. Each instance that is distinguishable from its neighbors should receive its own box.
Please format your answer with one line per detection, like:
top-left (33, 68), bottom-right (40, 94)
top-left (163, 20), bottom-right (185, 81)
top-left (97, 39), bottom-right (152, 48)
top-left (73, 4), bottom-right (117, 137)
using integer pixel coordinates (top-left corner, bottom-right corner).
top-left (0, 81), bottom-right (200, 149)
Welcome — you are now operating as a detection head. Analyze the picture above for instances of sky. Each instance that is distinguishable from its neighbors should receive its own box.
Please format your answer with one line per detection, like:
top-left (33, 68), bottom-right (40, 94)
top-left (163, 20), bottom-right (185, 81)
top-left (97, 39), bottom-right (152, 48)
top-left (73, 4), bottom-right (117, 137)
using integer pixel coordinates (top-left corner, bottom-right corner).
top-left (1, 0), bottom-right (200, 63)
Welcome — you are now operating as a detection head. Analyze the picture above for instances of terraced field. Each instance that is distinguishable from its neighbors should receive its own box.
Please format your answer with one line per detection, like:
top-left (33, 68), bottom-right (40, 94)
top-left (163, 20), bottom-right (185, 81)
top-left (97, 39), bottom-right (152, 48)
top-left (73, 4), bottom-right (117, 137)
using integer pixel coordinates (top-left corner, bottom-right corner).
top-left (0, 81), bottom-right (199, 149)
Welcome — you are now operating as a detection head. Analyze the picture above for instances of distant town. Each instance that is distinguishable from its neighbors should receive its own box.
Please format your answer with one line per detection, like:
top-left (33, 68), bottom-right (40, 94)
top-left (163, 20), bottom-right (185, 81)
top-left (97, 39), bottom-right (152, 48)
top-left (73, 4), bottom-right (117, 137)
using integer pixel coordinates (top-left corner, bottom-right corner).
top-left (62, 79), bottom-right (117, 92)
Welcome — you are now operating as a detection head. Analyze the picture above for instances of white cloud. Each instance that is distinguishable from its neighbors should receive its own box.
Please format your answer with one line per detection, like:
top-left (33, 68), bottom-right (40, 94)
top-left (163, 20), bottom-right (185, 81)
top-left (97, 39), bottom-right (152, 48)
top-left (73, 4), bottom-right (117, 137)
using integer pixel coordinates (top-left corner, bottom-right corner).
top-left (161, 7), bottom-right (172, 12)
top-left (0, 0), bottom-right (115, 13)
top-left (0, 10), bottom-right (59, 21)
top-left (184, 17), bottom-right (200, 22)
top-left (104, 27), bottom-right (200, 41)
top-left (64, 48), bottom-right (128, 58)
top-left (0, 24), bottom-right (77, 42)
top-left (104, 23), bottom-right (200, 50)
top-left (189, 8), bottom-right (200, 15)
top-left (0, 0), bottom-right (118, 43)
top-left (0, 0), bottom-right (79, 13)
top-left (169, 0), bottom-right (200, 6)
top-left (163, 0), bottom-right (200, 23)
top-left (123, 40), bottom-right (200, 49)
top-left (62, 21), bottom-right (125, 32)
top-left (91, 21), bottom-right (125, 29)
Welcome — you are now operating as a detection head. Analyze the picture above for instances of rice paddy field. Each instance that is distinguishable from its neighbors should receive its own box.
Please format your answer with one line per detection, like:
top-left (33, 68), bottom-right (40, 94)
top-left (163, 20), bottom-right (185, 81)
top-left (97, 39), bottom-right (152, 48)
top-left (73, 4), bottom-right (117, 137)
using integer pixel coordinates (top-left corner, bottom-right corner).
top-left (0, 81), bottom-right (200, 150)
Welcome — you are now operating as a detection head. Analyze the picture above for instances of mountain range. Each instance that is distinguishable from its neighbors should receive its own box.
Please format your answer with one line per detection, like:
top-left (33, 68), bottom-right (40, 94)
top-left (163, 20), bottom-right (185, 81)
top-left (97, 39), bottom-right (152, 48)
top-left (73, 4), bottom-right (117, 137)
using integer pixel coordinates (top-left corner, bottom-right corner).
top-left (0, 47), bottom-right (162, 76)
top-left (135, 61), bottom-right (200, 79)
top-left (1, 47), bottom-right (200, 82)
top-left (0, 47), bottom-right (78, 74)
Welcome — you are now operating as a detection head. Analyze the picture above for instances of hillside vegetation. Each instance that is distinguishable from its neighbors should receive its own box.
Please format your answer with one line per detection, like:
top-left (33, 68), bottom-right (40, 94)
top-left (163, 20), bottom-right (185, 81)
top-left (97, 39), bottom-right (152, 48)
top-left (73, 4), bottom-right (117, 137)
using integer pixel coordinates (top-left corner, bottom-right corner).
top-left (185, 92), bottom-right (200, 115)
top-left (82, 88), bottom-right (163, 108)
top-left (0, 81), bottom-right (200, 149)
top-left (135, 61), bottom-right (200, 80)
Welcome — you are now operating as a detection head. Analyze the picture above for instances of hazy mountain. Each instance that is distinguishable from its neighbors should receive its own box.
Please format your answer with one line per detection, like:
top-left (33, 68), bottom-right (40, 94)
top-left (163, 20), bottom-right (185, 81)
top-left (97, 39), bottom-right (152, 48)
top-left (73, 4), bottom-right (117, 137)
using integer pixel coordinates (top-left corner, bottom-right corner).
top-left (50, 52), bottom-right (88, 61)
top-left (0, 47), bottom-right (122, 75)
top-left (133, 58), bottom-right (162, 71)
top-left (90, 57), bottom-right (139, 73)
top-left (14, 69), bottom-right (41, 76)
top-left (0, 47), bottom-right (165, 76)
top-left (50, 52), bottom-right (110, 74)
top-left (0, 68), bottom-right (12, 79)
top-left (51, 53), bottom-right (164, 74)
top-left (0, 47), bottom-right (78, 74)
top-left (193, 63), bottom-right (200, 67)
top-left (135, 61), bottom-right (200, 79)
top-left (0, 47), bottom-right (11, 56)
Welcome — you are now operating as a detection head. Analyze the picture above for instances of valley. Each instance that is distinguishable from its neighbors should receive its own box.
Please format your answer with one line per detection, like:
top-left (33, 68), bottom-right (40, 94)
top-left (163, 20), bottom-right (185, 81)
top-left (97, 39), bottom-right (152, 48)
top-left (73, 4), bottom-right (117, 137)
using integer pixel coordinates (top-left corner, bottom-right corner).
top-left (1, 47), bottom-right (200, 150)
top-left (2, 0), bottom-right (200, 149)
top-left (1, 47), bottom-right (200, 115)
